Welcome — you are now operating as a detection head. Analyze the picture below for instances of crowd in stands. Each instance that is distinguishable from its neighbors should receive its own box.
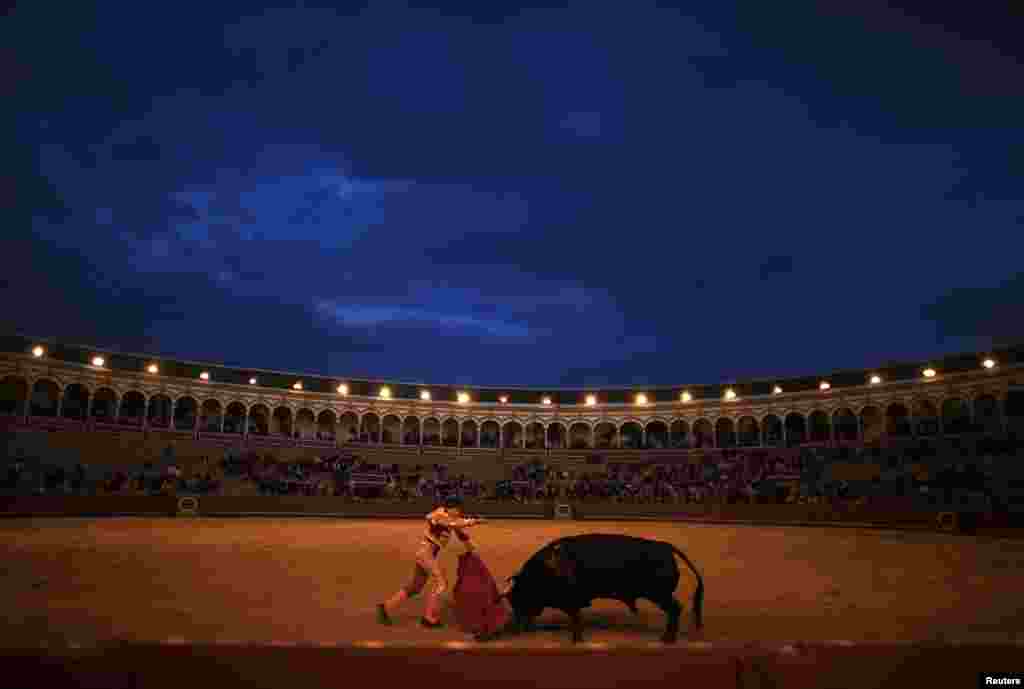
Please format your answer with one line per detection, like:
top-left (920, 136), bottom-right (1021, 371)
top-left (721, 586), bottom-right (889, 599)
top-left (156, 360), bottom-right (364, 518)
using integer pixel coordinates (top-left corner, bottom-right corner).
top-left (4, 433), bottom-right (1021, 514)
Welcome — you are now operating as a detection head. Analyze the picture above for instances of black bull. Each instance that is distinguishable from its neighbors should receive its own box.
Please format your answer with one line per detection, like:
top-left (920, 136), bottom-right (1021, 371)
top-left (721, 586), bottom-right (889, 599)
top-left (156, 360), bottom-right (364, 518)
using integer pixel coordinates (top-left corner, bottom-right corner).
top-left (498, 534), bottom-right (704, 644)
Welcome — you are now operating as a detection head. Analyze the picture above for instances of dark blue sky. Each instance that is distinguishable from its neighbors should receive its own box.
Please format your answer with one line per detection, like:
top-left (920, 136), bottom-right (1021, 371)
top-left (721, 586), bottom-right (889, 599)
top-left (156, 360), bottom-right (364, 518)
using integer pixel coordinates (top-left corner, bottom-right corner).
top-left (6, 2), bottom-right (1023, 388)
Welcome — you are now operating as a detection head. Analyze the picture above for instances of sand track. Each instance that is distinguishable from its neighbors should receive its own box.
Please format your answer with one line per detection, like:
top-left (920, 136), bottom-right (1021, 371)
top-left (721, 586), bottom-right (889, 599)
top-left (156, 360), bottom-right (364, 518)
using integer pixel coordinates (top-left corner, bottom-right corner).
top-left (2, 518), bottom-right (1022, 647)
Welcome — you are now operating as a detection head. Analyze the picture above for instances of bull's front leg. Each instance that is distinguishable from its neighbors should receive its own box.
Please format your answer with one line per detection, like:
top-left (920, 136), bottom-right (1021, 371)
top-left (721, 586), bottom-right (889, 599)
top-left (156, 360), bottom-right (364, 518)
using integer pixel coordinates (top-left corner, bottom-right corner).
top-left (566, 609), bottom-right (584, 644)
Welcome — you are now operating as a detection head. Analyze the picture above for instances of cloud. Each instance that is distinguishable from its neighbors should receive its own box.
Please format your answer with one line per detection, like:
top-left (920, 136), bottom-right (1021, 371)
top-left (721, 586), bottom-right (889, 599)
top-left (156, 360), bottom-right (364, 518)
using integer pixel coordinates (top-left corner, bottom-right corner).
top-left (560, 111), bottom-right (602, 138)
top-left (313, 299), bottom-right (536, 339)
top-left (920, 272), bottom-right (1024, 345)
top-left (758, 255), bottom-right (795, 281)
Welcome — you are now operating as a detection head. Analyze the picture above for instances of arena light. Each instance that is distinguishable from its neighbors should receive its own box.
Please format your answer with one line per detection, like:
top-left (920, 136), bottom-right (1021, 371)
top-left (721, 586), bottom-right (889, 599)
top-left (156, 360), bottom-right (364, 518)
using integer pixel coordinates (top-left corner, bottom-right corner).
top-left (542, 396), bottom-right (552, 405)
top-left (724, 389), bottom-right (737, 401)
top-left (585, 394), bottom-right (597, 406)
top-left (923, 368), bottom-right (936, 378)
top-left (32, 345), bottom-right (45, 358)
top-left (147, 363), bottom-right (159, 374)
top-left (379, 386), bottom-right (391, 399)
top-left (869, 374), bottom-right (882, 385)
top-left (773, 385), bottom-right (782, 394)
top-left (199, 371), bottom-right (210, 381)
top-left (293, 381), bottom-right (303, 390)
top-left (819, 381), bottom-right (831, 391)
top-left (420, 390), bottom-right (431, 401)
top-left (983, 358), bottom-right (996, 369)
top-left (337, 383), bottom-right (348, 395)
top-left (635, 393), bottom-right (648, 406)
top-left (680, 391), bottom-right (692, 402)
top-left (91, 356), bottom-right (105, 367)
top-left (458, 392), bottom-right (470, 404)
top-left (250, 377), bottom-right (258, 385)
top-left (498, 395), bottom-right (508, 404)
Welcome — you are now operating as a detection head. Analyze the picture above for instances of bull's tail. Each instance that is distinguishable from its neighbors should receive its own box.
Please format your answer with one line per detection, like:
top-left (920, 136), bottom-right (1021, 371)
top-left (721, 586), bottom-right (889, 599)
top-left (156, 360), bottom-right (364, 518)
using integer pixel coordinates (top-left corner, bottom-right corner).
top-left (670, 545), bottom-right (704, 629)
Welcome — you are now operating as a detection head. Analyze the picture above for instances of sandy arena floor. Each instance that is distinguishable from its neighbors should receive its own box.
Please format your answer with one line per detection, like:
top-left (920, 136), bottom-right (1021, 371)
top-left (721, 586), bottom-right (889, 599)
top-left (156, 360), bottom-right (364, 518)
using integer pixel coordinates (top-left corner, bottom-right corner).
top-left (2, 517), bottom-right (1023, 648)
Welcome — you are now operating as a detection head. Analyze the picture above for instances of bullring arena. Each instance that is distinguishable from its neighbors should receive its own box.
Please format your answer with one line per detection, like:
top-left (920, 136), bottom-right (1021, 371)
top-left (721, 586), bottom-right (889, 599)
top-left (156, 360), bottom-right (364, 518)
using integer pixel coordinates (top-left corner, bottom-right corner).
top-left (4, 517), bottom-right (1024, 647)
top-left (3, 337), bottom-right (1024, 687)
top-left (3, 516), bottom-right (1024, 687)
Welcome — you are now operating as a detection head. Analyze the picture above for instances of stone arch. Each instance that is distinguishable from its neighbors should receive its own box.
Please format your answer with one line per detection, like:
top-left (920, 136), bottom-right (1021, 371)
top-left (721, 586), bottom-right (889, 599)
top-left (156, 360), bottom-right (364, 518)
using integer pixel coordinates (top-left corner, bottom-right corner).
top-left (360, 412), bottom-right (380, 442)
top-left (200, 399), bottom-right (224, 433)
top-left (784, 412), bottom-right (806, 447)
top-left (715, 417), bottom-right (736, 448)
top-left (147, 393), bottom-right (172, 427)
top-left (0, 375), bottom-right (29, 416)
top-left (569, 421), bottom-right (591, 449)
top-left (737, 416), bottom-right (760, 447)
top-left (119, 390), bottom-right (147, 426)
top-left (645, 419), bottom-right (669, 449)
top-left (403, 415), bottom-right (421, 444)
top-left (225, 402), bottom-right (247, 434)
top-left (860, 405), bottom-right (882, 442)
top-left (761, 414), bottom-right (783, 447)
top-left (171, 395), bottom-right (197, 429)
top-left (502, 420), bottom-right (524, 448)
top-left (338, 411), bottom-right (358, 441)
top-left (91, 387), bottom-right (120, 421)
top-left (30, 378), bottom-right (62, 417)
top-left (546, 421), bottom-right (567, 449)
top-left (692, 418), bottom-right (714, 448)
top-left (461, 419), bottom-right (479, 447)
top-left (62, 383), bottom-right (92, 420)
top-left (247, 404), bottom-right (270, 435)
top-left (316, 409), bottom-right (337, 440)
top-left (670, 419), bottom-right (689, 448)
top-left (886, 402), bottom-right (911, 437)
top-left (974, 394), bottom-right (1001, 433)
top-left (595, 421), bottom-right (616, 448)
top-left (480, 419), bottom-right (500, 448)
top-left (442, 418), bottom-right (459, 446)
top-left (832, 408), bottom-right (858, 442)
top-left (913, 398), bottom-right (939, 436)
top-left (295, 408), bottom-right (316, 439)
top-left (808, 409), bottom-right (831, 443)
top-left (620, 421), bottom-right (643, 449)
top-left (421, 417), bottom-right (440, 445)
top-left (525, 421), bottom-right (545, 449)
top-left (272, 406), bottom-right (294, 437)
top-left (941, 398), bottom-right (970, 434)
top-left (382, 414), bottom-right (402, 444)
top-left (1006, 389), bottom-right (1024, 437)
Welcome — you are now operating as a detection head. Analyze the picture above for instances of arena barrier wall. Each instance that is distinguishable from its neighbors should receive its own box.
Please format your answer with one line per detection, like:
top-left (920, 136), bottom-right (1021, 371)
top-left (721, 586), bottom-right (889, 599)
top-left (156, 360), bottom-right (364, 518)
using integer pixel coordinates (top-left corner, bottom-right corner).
top-left (0, 496), bottom-right (178, 517)
top-left (4, 640), bottom-right (1022, 689)
top-left (1, 496), bottom-right (1008, 534)
top-left (195, 497), bottom-right (548, 519)
top-left (0, 496), bottom-right (549, 520)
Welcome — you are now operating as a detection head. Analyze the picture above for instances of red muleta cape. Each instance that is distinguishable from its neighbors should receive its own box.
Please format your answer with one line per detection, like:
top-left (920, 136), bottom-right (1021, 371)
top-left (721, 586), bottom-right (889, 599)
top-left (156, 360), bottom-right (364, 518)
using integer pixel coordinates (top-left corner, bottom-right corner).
top-left (453, 551), bottom-right (511, 636)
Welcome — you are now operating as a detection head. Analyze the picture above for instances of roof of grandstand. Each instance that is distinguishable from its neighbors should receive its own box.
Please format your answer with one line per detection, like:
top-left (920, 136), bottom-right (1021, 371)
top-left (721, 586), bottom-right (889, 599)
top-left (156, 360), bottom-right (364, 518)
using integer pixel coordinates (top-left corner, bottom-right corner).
top-left (4, 332), bottom-right (1022, 406)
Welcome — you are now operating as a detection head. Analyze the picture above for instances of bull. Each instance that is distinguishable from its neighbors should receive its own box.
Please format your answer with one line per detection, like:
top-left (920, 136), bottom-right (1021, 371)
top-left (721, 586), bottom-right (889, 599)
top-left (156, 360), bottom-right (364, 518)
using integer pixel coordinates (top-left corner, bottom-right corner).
top-left (498, 534), bottom-right (704, 644)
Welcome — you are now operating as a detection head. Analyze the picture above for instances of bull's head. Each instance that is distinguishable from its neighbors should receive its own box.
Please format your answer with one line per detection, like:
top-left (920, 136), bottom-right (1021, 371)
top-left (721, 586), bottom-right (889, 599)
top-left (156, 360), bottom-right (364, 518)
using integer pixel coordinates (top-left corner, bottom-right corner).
top-left (499, 544), bottom-right (576, 631)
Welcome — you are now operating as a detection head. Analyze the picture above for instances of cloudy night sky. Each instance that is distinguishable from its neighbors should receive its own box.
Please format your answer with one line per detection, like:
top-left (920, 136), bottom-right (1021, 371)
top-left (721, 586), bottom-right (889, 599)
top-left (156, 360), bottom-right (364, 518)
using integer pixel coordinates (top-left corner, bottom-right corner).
top-left (6, 2), bottom-right (1023, 388)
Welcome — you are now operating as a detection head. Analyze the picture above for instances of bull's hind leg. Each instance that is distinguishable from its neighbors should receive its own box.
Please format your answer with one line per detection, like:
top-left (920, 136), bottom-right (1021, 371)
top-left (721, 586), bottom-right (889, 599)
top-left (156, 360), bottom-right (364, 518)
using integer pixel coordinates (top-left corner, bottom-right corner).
top-left (649, 594), bottom-right (682, 644)
top-left (560, 608), bottom-right (585, 644)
